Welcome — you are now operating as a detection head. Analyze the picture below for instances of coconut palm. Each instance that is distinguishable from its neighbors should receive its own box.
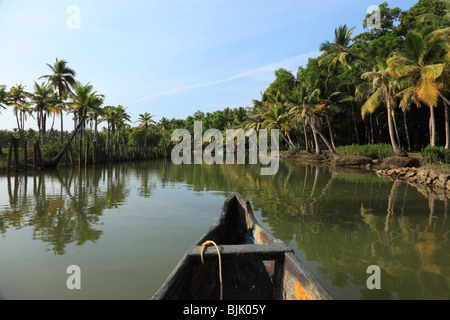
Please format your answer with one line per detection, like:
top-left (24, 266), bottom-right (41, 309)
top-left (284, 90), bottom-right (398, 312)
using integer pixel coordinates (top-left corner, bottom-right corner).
top-left (66, 82), bottom-right (104, 166)
top-left (319, 24), bottom-right (364, 72)
top-left (393, 26), bottom-right (450, 147)
top-left (8, 84), bottom-right (31, 145)
top-left (301, 103), bottom-right (340, 159)
top-left (439, 60), bottom-right (450, 149)
top-left (320, 24), bottom-right (366, 145)
top-left (41, 83), bottom-right (98, 168)
top-left (101, 106), bottom-right (118, 158)
top-left (262, 90), bottom-right (297, 151)
top-left (135, 112), bottom-right (156, 151)
top-left (0, 85), bottom-right (8, 114)
top-left (29, 82), bottom-right (59, 145)
top-left (40, 58), bottom-right (77, 143)
top-left (113, 105), bottom-right (131, 158)
top-left (159, 117), bottom-right (170, 134)
top-left (361, 56), bottom-right (408, 157)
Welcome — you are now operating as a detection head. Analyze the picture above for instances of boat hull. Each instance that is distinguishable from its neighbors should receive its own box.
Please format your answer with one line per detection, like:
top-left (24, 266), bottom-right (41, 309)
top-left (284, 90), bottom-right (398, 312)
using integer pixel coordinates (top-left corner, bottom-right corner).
top-left (152, 193), bottom-right (332, 300)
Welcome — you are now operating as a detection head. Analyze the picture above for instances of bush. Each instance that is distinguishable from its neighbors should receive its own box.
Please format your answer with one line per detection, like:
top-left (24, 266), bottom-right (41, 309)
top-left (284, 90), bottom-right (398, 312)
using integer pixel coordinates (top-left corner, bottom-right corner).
top-left (41, 142), bottom-right (66, 159)
top-left (421, 146), bottom-right (450, 164)
top-left (335, 144), bottom-right (394, 159)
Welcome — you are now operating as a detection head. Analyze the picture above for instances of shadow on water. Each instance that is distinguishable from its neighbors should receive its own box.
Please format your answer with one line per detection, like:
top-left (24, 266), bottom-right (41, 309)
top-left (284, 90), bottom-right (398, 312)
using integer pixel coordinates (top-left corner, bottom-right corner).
top-left (0, 160), bottom-right (449, 299)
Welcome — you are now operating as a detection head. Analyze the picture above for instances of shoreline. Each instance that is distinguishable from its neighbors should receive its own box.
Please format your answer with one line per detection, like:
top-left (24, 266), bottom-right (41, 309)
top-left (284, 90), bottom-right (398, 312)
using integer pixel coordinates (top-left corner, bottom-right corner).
top-left (281, 151), bottom-right (450, 193)
top-left (2, 151), bottom-right (449, 194)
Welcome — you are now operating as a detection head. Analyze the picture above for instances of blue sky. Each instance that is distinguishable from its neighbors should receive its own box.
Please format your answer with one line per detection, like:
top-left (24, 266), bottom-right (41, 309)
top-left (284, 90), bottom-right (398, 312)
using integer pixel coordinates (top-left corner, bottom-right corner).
top-left (0, 0), bottom-right (414, 131)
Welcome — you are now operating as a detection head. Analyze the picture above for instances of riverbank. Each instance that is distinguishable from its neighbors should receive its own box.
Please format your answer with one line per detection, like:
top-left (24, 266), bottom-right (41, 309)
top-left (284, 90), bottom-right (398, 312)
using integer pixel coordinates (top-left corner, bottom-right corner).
top-left (282, 150), bottom-right (450, 192)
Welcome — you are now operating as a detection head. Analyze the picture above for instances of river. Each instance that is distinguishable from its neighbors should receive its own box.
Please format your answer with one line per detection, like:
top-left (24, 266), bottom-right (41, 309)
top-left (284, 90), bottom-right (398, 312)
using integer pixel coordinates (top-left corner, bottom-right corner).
top-left (0, 160), bottom-right (448, 300)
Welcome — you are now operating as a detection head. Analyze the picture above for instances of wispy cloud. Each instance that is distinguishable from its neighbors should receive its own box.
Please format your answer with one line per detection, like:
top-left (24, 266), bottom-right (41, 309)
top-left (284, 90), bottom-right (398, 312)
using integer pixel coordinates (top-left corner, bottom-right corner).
top-left (127, 50), bottom-right (320, 105)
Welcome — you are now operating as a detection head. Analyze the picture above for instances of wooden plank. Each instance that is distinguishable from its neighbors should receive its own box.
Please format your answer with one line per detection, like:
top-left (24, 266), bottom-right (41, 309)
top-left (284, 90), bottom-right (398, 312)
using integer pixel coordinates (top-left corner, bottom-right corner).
top-left (187, 243), bottom-right (293, 263)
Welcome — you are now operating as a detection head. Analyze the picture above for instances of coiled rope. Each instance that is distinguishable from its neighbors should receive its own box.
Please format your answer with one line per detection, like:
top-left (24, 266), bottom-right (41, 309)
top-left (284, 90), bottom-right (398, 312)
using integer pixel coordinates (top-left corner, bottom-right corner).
top-left (200, 240), bottom-right (223, 300)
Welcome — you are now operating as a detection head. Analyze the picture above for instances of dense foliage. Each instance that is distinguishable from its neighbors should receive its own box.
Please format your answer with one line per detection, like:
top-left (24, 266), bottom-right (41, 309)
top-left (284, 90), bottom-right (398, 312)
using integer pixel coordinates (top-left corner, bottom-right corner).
top-left (1, 0), bottom-right (449, 167)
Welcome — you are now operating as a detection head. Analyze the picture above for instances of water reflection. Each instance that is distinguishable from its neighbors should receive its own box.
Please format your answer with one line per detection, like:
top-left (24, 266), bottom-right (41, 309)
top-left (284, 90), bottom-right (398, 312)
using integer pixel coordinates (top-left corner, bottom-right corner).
top-left (0, 160), bottom-right (449, 299)
top-left (0, 166), bottom-right (130, 254)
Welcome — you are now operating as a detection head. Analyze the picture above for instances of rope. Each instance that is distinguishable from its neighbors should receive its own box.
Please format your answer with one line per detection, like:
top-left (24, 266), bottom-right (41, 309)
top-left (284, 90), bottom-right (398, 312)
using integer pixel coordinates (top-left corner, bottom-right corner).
top-left (200, 240), bottom-right (223, 300)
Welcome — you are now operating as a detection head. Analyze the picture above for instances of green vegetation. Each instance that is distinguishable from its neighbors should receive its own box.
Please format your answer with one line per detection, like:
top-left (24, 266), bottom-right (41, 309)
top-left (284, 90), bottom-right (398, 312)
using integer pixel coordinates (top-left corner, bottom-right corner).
top-left (0, 0), bottom-right (449, 171)
top-left (420, 145), bottom-right (450, 163)
top-left (243, 0), bottom-right (449, 158)
top-left (335, 144), bottom-right (395, 159)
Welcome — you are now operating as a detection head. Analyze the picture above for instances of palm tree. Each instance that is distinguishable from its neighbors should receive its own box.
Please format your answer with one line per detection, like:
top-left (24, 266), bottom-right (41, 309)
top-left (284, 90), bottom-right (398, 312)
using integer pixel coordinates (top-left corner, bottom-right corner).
top-left (40, 58), bottom-right (77, 144)
top-left (319, 25), bottom-right (363, 72)
top-left (262, 90), bottom-right (297, 151)
top-left (113, 105), bottom-right (131, 158)
top-left (86, 96), bottom-right (104, 164)
top-left (159, 117), bottom-right (170, 134)
top-left (301, 104), bottom-right (340, 159)
top-left (0, 85), bottom-right (8, 114)
top-left (320, 24), bottom-right (365, 145)
top-left (361, 56), bottom-right (408, 157)
top-left (135, 112), bottom-right (156, 152)
top-left (101, 106), bottom-right (117, 159)
top-left (8, 84), bottom-right (31, 146)
top-left (393, 26), bottom-right (450, 147)
top-left (29, 82), bottom-right (59, 145)
top-left (65, 82), bottom-right (104, 166)
top-left (439, 59), bottom-right (450, 149)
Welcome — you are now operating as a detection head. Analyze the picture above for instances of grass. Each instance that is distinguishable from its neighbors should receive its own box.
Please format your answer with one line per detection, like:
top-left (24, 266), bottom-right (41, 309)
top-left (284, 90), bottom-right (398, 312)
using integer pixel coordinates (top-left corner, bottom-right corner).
top-left (420, 145), bottom-right (450, 164)
top-left (334, 144), bottom-right (395, 160)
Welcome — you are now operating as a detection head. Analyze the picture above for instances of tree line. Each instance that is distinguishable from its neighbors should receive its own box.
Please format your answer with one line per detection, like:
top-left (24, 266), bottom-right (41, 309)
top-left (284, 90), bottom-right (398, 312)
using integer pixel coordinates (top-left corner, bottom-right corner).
top-left (1, 0), bottom-right (449, 170)
top-left (242, 0), bottom-right (449, 159)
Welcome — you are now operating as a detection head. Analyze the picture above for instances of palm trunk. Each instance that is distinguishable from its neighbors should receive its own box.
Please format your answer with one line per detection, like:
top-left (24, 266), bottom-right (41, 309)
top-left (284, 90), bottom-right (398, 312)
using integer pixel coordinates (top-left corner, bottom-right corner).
top-left (325, 114), bottom-right (336, 149)
top-left (402, 108), bottom-right (411, 151)
top-left (303, 121), bottom-right (311, 153)
top-left (392, 110), bottom-right (401, 149)
top-left (429, 105), bottom-right (436, 147)
top-left (347, 83), bottom-right (360, 145)
top-left (42, 117), bottom-right (85, 168)
top-left (316, 127), bottom-right (340, 159)
top-left (386, 91), bottom-right (406, 157)
top-left (106, 123), bottom-right (111, 160)
top-left (312, 128), bottom-right (321, 155)
top-left (439, 93), bottom-right (450, 149)
top-left (445, 102), bottom-right (449, 150)
top-left (370, 115), bottom-right (375, 145)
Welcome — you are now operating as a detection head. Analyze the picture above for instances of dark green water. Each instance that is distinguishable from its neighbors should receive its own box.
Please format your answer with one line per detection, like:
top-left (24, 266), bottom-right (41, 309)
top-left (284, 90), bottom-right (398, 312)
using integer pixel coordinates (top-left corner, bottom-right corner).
top-left (0, 160), bottom-right (449, 300)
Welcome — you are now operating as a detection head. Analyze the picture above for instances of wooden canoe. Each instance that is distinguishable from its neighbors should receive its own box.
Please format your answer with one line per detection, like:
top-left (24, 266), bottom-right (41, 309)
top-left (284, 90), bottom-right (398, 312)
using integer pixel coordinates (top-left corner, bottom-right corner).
top-left (152, 193), bottom-right (332, 300)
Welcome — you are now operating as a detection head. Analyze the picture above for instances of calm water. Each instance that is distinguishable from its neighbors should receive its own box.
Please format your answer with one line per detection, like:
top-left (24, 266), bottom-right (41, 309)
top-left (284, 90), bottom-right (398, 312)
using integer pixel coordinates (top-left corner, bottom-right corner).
top-left (0, 160), bottom-right (449, 300)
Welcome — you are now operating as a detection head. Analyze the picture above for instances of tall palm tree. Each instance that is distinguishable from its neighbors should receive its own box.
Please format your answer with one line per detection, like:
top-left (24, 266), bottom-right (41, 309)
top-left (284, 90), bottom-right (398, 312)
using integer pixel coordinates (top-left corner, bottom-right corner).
top-left (361, 56), bottom-right (408, 157)
top-left (439, 59), bottom-right (450, 149)
top-left (8, 84), bottom-right (31, 145)
top-left (40, 83), bottom-right (98, 166)
top-left (319, 25), bottom-right (363, 72)
top-left (101, 106), bottom-right (117, 159)
top-left (262, 90), bottom-right (296, 150)
top-left (135, 112), bottom-right (156, 151)
top-left (40, 58), bottom-right (77, 143)
top-left (86, 96), bottom-right (104, 164)
top-left (67, 82), bottom-right (104, 166)
top-left (113, 105), bottom-right (131, 158)
top-left (159, 117), bottom-right (170, 134)
top-left (320, 24), bottom-right (365, 145)
top-left (393, 26), bottom-right (450, 147)
top-left (301, 104), bottom-right (340, 159)
top-left (29, 82), bottom-right (59, 145)
top-left (0, 85), bottom-right (8, 114)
